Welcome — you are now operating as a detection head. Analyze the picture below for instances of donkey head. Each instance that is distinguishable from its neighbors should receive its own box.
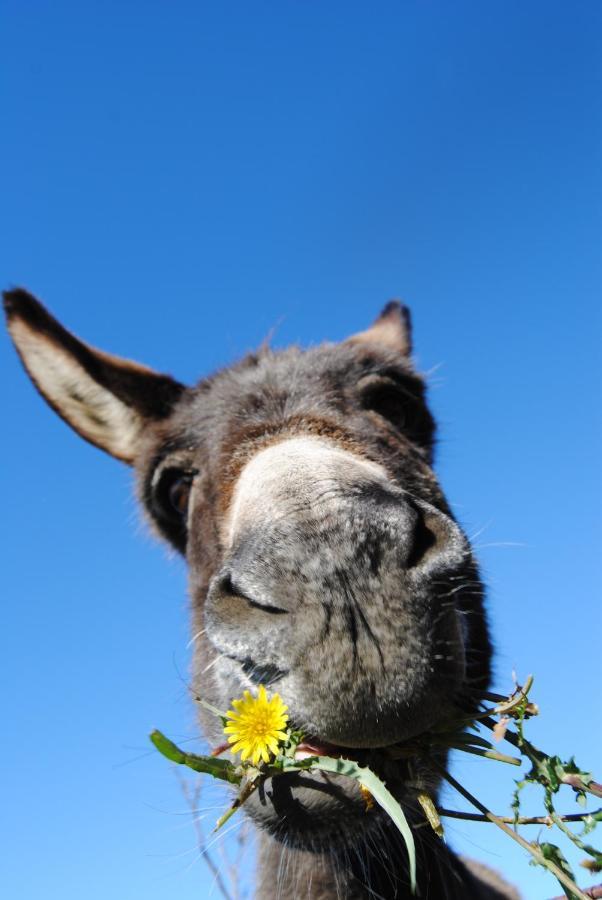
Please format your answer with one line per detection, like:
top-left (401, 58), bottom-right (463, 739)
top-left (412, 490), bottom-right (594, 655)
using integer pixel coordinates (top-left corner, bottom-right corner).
top-left (5, 289), bottom-right (491, 851)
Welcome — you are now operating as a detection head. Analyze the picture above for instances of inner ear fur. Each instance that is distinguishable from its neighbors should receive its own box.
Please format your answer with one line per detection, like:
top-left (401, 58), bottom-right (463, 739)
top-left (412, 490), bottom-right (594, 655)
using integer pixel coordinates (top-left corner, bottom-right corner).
top-left (347, 301), bottom-right (413, 357)
top-left (4, 288), bottom-right (185, 464)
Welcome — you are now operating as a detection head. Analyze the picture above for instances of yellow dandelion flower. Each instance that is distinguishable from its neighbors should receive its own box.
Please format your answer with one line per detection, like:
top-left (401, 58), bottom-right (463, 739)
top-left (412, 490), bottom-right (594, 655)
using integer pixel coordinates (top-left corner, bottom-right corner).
top-left (224, 685), bottom-right (289, 766)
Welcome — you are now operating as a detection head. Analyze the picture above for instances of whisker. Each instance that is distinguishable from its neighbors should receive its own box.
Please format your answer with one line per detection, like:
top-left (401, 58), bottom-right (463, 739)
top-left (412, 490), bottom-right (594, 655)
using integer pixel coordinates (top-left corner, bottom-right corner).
top-left (187, 628), bottom-right (207, 648)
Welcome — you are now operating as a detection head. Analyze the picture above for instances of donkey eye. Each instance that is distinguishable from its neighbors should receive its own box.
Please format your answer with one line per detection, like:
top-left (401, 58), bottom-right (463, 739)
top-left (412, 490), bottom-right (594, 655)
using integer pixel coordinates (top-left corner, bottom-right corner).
top-left (167, 476), bottom-right (192, 517)
top-left (154, 467), bottom-right (197, 523)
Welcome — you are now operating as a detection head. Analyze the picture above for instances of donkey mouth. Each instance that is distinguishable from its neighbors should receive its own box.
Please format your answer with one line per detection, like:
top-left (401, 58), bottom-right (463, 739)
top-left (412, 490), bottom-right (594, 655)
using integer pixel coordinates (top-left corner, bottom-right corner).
top-left (294, 738), bottom-right (345, 760)
top-left (246, 735), bottom-right (411, 849)
top-left (293, 738), bottom-right (392, 769)
top-left (238, 656), bottom-right (288, 686)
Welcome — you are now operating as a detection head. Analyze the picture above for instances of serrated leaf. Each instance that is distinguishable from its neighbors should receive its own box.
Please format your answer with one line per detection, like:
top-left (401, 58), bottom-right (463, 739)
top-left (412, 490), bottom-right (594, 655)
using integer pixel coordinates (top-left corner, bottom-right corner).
top-left (539, 843), bottom-right (579, 900)
top-left (582, 810), bottom-right (602, 835)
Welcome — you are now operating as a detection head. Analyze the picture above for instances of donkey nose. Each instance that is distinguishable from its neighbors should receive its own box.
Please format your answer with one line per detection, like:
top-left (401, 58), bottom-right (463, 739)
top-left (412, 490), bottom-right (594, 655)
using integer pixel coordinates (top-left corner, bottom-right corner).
top-left (204, 566), bottom-right (293, 681)
top-left (351, 483), bottom-right (466, 574)
top-left (405, 500), bottom-right (470, 577)
top-left (209, 571), bottom-right (290, 617)
top-left (405, 509), bottom-right (438, 568)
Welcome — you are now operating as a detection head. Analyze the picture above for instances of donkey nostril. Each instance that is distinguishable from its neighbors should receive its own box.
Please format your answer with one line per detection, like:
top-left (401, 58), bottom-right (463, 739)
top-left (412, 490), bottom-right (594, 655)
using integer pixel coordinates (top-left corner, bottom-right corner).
top-left (221, 572), bottom-right (241, 598)
top-left (406, 515), bottom-right (437, 569)
top-left (219, 573), bottom-right (289, 615)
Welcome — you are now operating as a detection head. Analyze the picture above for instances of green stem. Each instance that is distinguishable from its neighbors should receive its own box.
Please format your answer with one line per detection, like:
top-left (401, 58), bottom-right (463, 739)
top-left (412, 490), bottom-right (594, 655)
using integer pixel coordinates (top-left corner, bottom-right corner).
top-left (450, 743), bottom-right (521, 766)
top-left (213, 777), bottom-right (258, 832)
top-left (432, 762), bottom-right (590, 900)
top-left (481, 718), bottom-right (602, 799)
top-left (437, 808), bottom-right (602, 826)
top-left (548, 808), bottom-right (602, 864)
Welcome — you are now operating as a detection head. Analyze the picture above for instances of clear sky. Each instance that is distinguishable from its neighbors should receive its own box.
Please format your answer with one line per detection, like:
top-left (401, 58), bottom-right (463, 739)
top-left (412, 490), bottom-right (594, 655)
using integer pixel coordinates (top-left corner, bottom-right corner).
top-left (1, 2), bottom-right (600, 899)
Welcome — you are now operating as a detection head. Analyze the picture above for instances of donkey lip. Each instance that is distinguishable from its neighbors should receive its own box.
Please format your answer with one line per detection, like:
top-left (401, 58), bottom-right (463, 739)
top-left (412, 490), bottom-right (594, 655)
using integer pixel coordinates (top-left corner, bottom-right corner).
top-left (295, 739), bottom-right (342, 758)
top-left (294, 739), bottom-right (372, 765)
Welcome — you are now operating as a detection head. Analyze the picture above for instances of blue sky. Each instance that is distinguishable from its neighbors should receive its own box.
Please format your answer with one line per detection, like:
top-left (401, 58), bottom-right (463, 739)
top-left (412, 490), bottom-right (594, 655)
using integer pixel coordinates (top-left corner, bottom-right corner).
top-left (1, 2), bottom-right (600, 898)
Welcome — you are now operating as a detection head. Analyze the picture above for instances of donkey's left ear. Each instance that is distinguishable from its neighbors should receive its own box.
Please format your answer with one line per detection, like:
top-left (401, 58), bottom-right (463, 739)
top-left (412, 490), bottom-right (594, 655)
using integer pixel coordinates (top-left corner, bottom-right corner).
top-left (3, 288), bottom-right (186, 464)
top-left (347, 301), bottom-right (412, 357)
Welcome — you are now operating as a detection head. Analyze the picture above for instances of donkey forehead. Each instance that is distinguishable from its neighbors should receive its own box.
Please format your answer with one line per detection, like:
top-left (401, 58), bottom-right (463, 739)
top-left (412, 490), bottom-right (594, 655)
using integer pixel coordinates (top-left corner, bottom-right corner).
top-left (224, 435), bottom-right (392, 547)
top-left (191, 341), bottom-right (414, 414)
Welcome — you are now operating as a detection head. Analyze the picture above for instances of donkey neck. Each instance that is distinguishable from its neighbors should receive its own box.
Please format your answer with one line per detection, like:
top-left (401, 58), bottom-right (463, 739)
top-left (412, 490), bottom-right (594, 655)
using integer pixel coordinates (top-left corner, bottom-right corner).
top-left (255, 823), bottom-right (502, 900)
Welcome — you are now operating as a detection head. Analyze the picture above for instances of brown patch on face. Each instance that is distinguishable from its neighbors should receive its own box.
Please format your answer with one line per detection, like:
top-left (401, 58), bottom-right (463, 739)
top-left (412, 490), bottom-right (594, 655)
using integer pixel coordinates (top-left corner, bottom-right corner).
top-left (213, 413), bottom-right (391, 528)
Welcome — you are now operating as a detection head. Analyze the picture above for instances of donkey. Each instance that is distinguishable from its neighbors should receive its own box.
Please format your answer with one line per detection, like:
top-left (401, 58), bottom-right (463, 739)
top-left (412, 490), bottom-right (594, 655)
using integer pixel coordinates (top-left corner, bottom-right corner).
top-left (4, 289), bottom-right (519, 900)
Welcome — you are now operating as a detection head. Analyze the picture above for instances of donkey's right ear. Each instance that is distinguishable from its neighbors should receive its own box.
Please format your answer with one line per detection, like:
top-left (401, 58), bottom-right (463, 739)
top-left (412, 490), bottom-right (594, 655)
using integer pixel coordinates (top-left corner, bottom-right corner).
top-left (346, 301), bottom-right (413, 357)
top-left (3, 289), bottom-right (186, 464)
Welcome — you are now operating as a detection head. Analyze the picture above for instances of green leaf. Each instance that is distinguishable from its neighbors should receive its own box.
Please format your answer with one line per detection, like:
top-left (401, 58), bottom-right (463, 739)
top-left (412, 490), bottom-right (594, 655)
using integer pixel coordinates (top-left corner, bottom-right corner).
top-left (308, 756), bottom-right (417, 895)
top-left (582, 810), bottom-right (602, 835)
top-left (563, 758), bottom-right (593, 785)
top-left (149, 730), bottom-right (242, 785)
top-left (213, 777), bottom-right (259, 832)
top-left (541, 756), bottom-right (562, 792)
top-left (538, 843), bottom-right (579, 900)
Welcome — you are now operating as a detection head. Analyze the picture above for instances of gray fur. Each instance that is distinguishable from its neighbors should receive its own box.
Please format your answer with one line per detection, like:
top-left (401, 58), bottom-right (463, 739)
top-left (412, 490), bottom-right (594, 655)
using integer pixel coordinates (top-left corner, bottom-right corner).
top-left (4, 290), bottom-right (519, 899)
